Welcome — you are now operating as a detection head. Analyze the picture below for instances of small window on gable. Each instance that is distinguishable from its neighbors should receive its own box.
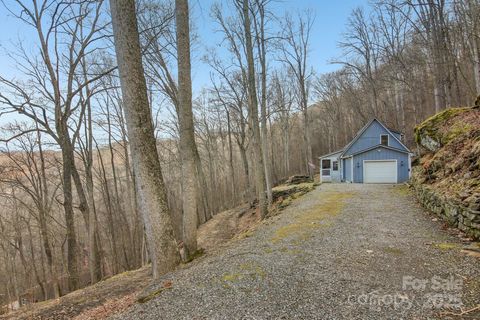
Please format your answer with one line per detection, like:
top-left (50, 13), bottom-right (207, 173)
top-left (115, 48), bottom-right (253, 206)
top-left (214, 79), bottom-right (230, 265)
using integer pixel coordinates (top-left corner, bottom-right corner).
top-left (332, 161), bottom-right (338, 171)
top-left (380, 134), bottom-right (389, 146)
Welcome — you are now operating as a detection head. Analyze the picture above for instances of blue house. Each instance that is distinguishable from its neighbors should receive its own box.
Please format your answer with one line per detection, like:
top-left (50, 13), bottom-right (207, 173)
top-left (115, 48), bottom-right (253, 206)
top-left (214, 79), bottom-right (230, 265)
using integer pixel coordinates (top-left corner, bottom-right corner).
top-left (318, 119), bottom-right (412, 183)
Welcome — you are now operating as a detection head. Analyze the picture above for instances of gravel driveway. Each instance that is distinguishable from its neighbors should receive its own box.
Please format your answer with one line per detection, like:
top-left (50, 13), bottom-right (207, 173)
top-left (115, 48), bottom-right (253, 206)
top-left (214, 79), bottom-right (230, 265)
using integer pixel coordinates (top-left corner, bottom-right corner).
top-left (113, 184), bottom-right (480, 320)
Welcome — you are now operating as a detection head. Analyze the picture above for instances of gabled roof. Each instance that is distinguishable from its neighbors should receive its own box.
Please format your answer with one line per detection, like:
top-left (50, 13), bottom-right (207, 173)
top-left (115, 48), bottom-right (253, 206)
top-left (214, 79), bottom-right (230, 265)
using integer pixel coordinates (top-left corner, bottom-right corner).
top-left (348, 144), bottom-right (409, 157)
top-left (387, 127), bottom-right (403, 135)
top-left (318, 149), bottom-right (344, 159)
top-left (340, 118), bottom-right (410, 158)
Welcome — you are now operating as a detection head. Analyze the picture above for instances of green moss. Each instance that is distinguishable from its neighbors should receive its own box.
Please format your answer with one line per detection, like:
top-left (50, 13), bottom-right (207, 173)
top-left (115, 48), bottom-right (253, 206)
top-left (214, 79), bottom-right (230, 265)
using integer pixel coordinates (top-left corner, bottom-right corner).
top-left (393, 184), bottom-right (410, 195)
top-left (182, 248), bottom-right (205, 263)
top-left (279, 197), bottom-right (293, 209)
top-left (274, 183), bottom-right (316, 211)
top-left (291, 192), bottom-right (304, 199)
top-left (236, 229), bottom-right (254, 239)
top-left (383, 247), bottom-right (404, 255)
top-left (444, 121), bottom-right (473, 144)
top-left (222, 272), bottom-right (243, 282)
top-left (414, 107), bottom-right (472, 145)
top-left (434, 243), bottom-right (459, 250)
top-left (272, 182), bottom-right (314, 192)
top-left (240, 262), bottom-right (266, 278)
top-left (263, 247), bottom-right (274, 254)
top-left (137, 286), bottom-right (173, 303)
top-left (271, 192), bottom-right (355, 244)
top-left (221, 262), bottom-right (266, 283)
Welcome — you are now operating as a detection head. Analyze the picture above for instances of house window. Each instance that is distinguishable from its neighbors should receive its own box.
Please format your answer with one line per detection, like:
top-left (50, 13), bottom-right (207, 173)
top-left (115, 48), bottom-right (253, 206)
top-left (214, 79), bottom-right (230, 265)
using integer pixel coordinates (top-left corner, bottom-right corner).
top-left (332, 161), bottom-right (338, 171)
top-left (380, 134), bottom-right (389, 146)
top-left (322, 159), bottom-right (331, 169)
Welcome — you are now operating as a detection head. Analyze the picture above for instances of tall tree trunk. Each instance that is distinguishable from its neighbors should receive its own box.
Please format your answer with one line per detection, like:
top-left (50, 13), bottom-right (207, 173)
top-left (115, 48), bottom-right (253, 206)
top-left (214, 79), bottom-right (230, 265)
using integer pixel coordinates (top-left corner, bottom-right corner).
top-left (70, 152), bottom-right (104, 282)
top-left (117, 104), bottom-right (143, 268)
top-left (283, 119), bottom-right (290, 176)
top-left (27, 223), bottom-right (46, 301)
top-left (82, 77), bottom-right (103, 284)
top-left (105, 102), bottom-right (134, 270)
top-left (255, 3), bottom-right (272, 205)
top-left (226, 109), bottom-right (236, 204)
top-left (175, 0), bottom-right (200, 260)
top-left (36, 128), bottom-right (60, 298)
top-left (242, 0), bottom-right (267, 218)
top-left (96, 145), bottom-right (120, 274)
top-left (58, 127), bottom-right (79, 291)
top-left (123, 138), bottom-right (143, 268)
top-left (110, 0), bottom-right (181, 278)
top-left (302, 105), bottom-right (312, 177)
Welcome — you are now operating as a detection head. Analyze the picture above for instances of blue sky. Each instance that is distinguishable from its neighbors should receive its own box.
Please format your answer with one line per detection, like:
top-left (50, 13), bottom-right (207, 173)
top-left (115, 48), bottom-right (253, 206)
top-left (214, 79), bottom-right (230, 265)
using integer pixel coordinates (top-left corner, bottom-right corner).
top-left (190, 0), bottom-right (369, 92)
top-left (0, 0), bottom-right (368, 89)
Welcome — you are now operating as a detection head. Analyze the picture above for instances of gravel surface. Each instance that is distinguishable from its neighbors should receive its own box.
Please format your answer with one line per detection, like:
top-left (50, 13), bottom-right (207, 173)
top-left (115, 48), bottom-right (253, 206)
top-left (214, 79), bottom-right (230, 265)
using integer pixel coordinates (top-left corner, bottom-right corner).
top-left (113, 184), bottom-right (480, 320)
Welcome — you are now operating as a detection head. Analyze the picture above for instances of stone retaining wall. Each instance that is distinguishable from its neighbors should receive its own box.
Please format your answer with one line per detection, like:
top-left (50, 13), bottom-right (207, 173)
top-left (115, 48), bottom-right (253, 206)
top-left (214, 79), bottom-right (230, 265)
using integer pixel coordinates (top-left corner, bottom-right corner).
top-left (412, 183), bottom-right (480, 239)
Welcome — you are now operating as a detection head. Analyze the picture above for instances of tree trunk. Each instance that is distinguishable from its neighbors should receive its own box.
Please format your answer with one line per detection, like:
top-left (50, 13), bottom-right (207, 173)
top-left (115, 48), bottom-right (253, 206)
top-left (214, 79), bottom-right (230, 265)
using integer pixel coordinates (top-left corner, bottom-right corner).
top-left (96, 145), bottom-right (120, 274)
top-left (57, 128), bottom-right (79, 291)
top-left (303, 107), bottom-right (313, 177)
top-left (175, 0), bottom-right (200, 260)
top-left (110, 0), bottom-right (181, 279)
top-left (242, 0), bottom-right (267, 218)
top-left (27, 223), bottom-right (46, 301)
top-left (226, 109), bottom-right (236, 204)
top-left (283, 119), bottom-right (290, 176)
top-left (256, 3), bottom-right (272, 205)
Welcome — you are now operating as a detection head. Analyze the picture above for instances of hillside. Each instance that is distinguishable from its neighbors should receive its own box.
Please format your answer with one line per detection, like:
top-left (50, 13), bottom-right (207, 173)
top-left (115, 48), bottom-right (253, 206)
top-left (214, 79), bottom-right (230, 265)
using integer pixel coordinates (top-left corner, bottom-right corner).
top-left (412, 99), bottom-right (480, 239)
top-left (0, 180), bottom-right (316, 319)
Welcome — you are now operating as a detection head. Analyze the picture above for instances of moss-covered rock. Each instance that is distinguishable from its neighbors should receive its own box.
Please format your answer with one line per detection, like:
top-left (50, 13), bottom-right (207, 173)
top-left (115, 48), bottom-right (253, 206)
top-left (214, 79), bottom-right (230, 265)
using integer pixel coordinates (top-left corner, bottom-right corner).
top-left (414, 107), bottom-right (472, 150)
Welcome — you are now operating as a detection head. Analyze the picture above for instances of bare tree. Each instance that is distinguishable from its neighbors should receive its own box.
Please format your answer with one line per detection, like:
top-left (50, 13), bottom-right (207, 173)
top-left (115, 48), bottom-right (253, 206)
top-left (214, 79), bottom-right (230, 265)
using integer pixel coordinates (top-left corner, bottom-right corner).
top-left (0, 126), bottom-right (61, 298)
top-left (139, 0), bottom-right (212, 225)
top-left (175, 0), bottom-right (201, 260)
top-left (110, 0), bottom-right (181, 278)
top-left (279, 12), bottom-right (315, 178)
top-left (252, 0), bottom-right (273, 204)
top-left (238, 0), bottom-right (268, 218)
top-left (0, 0), bottom-right (111, 290)
top-left (269, 70), bottom-right (294, 177)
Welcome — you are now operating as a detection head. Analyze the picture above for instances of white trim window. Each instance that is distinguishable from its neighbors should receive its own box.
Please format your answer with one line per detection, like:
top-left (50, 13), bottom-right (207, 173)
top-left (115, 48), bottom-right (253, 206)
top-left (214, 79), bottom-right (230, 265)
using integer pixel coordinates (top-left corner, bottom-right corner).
top-left (380, 134), bottom-right (389, 146)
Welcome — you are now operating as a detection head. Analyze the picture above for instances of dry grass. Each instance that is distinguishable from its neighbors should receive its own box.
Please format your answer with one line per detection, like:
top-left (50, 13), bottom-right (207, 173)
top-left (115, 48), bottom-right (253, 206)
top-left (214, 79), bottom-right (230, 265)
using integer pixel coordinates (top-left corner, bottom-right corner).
top-left (1, 267), bottom-right (151, 320)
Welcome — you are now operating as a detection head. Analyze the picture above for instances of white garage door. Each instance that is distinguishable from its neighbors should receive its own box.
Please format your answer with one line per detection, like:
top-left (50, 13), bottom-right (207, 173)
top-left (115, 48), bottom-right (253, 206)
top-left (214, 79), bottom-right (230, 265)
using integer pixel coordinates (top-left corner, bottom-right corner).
top-left (363, 160), bottom-right (397, 183)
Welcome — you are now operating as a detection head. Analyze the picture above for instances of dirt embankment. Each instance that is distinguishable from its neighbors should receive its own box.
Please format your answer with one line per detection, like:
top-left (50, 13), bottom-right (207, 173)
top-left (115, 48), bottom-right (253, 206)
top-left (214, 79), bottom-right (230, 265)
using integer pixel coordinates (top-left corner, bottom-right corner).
top-left (412, 99), bottom-right (480, 239)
